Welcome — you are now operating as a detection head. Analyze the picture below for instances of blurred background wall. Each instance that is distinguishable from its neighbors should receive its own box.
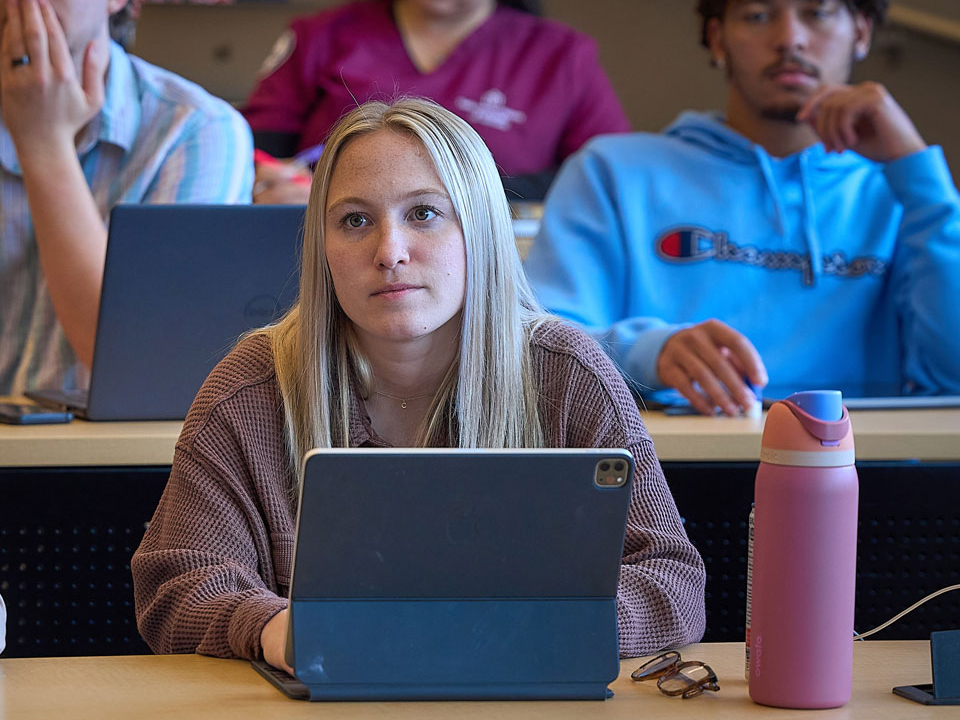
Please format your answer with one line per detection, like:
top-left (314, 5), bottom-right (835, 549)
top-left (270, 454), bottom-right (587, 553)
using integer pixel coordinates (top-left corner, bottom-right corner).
top-left (131, 0), bottom-right (960, 180)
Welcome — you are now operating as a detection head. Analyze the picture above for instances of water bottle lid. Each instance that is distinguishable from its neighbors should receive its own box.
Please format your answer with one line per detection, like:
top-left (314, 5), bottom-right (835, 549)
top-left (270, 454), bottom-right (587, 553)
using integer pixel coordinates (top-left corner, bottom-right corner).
top-left (785, 390), bottom-right (842, 422)
top-left (760, 390), bottom-right (854, 466)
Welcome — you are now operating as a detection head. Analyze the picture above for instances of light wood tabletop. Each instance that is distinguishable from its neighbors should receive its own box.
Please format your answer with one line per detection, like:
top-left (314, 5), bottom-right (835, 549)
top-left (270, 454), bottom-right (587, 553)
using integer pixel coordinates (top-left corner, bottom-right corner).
top-left (640, 407), bottom-right (960, 462)
top-left (2, 405), bottom-right (959, 467)
top-left (0, 641), bottom-right (938, 720)
top-left (0, 416), bottom-right (182, 467)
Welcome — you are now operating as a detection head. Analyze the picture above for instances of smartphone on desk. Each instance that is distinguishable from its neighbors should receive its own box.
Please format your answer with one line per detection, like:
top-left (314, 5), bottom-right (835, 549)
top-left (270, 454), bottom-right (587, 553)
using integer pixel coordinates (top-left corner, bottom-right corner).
top-left (0, 402), bottom-right (73, 425)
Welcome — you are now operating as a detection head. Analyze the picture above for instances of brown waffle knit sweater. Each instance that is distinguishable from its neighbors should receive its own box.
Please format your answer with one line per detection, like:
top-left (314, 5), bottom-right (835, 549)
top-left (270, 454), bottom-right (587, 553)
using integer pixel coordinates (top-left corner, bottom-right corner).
top-left (132, 321), bottom-right (705, 660)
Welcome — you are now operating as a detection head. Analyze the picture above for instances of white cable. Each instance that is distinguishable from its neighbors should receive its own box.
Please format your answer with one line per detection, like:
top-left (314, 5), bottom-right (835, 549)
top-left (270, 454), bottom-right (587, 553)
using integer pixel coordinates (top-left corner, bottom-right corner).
top-left (854, 584), bottom-right (960, 641)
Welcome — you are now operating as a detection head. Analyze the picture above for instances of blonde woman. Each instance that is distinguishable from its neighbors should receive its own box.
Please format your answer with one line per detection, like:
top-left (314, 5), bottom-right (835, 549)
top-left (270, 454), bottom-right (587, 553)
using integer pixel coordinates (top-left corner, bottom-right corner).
top-left (132, 98), bottom-right (705, 671)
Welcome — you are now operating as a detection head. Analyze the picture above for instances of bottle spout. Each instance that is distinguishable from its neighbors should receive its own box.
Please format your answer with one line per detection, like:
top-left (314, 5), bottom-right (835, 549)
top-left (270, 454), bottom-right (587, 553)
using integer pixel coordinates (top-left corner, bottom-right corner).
top-left (785, 390), bottom-right (842, 422)
top-left (781, 390), bottom-right (850, 444)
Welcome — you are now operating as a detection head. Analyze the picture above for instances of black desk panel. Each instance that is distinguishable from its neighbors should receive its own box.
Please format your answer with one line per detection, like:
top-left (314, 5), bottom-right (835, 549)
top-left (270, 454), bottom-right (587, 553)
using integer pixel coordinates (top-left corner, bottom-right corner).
top-left (664, 461), bottom-right (960, 642)
top-left (0, 467), bottom-right (168, 658)
top-left (1, 462), bottom-right (957, 657)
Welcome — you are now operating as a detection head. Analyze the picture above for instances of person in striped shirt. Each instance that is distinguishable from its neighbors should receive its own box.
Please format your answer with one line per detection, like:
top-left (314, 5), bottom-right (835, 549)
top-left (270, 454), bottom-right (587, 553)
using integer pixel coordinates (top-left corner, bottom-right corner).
top-left (0, 0), bottom-right (253, 395)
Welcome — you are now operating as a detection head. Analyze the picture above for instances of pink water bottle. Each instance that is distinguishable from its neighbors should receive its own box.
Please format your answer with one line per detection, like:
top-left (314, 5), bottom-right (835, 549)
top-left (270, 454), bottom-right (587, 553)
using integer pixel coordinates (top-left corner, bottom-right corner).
top-left (748, 390), bottom-right (858, 709)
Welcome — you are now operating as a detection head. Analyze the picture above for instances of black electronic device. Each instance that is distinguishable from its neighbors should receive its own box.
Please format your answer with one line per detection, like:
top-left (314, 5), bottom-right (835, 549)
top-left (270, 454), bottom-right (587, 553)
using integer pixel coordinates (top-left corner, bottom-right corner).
top-left (27, 205), bottom-right (304, 421)
top-left (252, 448), bottom-right (634, 701)
top-left (0, 402), bottom-right (73, 425)
top-left (893, 629), bottom-right (960, 705)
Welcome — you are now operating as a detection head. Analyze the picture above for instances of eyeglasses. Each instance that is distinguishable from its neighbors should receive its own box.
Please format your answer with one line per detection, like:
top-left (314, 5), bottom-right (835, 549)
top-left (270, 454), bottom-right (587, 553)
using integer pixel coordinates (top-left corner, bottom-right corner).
top-left (631, 650), bottom-right (720, 699)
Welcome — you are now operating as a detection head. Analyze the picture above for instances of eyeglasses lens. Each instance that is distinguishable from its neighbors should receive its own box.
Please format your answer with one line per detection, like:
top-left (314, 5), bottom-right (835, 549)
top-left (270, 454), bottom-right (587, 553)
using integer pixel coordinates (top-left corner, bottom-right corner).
top-left (632, 651), bottom-right (680, 681)
top-left (658, 663), bottom-right (719, 697)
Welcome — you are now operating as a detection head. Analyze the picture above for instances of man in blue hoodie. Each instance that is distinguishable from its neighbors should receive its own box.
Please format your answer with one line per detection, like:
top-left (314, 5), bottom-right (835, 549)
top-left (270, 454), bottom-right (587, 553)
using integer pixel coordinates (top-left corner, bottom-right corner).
top-left (524, 0), bottom-right (960, 415)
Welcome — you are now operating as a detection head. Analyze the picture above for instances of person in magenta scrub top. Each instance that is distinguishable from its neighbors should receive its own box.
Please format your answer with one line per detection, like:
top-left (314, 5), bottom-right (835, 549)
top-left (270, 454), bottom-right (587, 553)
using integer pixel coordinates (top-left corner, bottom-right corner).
top-left (243, 0), bottom-right (629, 203)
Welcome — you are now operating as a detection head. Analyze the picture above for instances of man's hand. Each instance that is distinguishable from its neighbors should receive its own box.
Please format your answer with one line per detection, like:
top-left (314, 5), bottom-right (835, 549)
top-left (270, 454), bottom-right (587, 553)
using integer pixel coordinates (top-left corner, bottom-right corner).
top-left (261, 608), bottom-right (294, 675)
top-left (657, 319), bottom-right (767, 416)
top-left (796, 82), bottom-right (926, 163)
top-left (0, 0), bottom-right (107, 156)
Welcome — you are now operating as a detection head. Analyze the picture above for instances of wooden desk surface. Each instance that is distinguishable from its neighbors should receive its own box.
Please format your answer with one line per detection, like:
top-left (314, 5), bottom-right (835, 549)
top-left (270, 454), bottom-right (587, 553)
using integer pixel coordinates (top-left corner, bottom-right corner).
top-left (0, 416), bottom-right (182, 467)
top-left (0, 641), bottom-right (937, 720)
top-left (641, 407), bottom-right (960, 462)
top-left (2, 404), bottom-right (959, 467)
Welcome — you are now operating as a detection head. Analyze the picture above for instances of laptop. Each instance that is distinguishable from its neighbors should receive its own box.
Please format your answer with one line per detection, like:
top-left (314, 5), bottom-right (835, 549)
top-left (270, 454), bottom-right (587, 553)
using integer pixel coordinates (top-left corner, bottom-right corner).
top-left (645, 383), bottom-right (960, 415)
top-left (761, 383), bottom-right (960, 411)
top-left (27, 205), bottom-right (304, 421)
top-left (252, 448), bottom-right (634, 701)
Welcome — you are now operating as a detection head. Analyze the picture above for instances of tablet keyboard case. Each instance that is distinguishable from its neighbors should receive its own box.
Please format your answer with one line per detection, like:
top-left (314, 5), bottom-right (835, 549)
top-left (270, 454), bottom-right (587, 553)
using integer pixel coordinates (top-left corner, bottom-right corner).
top-left (287, 449), bottom-right (633, 701)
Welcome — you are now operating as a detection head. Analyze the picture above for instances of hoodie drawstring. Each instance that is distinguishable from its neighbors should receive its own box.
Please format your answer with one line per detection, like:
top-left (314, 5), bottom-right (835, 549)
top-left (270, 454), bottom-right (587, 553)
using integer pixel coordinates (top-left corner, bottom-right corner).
top-left (755, 149), bottom-right (787, 238)
top-left (798, 152), bottom-right (823, 285)
top-left (755, 147), bottom-right (822, 286)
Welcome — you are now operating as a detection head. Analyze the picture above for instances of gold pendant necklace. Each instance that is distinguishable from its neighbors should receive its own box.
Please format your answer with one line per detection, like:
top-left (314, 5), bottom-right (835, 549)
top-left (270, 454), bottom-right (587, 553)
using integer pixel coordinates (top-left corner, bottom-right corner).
top-left (374, 390), bottom-right (434, 409)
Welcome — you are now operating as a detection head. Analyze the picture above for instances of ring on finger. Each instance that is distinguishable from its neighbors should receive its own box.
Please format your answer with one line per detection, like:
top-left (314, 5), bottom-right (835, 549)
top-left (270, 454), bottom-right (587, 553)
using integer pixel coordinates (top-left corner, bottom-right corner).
top-left (11, 55), bottom-right (30, 69)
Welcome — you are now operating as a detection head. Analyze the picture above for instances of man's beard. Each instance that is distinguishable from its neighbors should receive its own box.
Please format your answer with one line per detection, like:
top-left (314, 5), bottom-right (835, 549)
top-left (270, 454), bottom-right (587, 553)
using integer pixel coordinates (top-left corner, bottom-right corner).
top-left (760, 104), bottom-right (804, 123)
top-left (753, 49), bottom-right (857, 124)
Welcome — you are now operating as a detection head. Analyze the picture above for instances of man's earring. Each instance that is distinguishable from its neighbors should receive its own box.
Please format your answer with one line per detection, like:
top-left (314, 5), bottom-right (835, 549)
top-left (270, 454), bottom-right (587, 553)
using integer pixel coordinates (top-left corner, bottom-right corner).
top-left (711, 56), bottom-right (726, 70)
top-left (854, 48), bottom-right (867, 61)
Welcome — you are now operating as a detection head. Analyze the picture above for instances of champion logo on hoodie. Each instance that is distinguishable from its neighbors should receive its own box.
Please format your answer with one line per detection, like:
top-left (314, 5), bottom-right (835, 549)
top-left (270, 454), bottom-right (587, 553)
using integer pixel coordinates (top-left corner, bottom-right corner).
top-left (656, 227), bottom-right (723, 262)
top-left (655, 226), bottom-right (886, 285)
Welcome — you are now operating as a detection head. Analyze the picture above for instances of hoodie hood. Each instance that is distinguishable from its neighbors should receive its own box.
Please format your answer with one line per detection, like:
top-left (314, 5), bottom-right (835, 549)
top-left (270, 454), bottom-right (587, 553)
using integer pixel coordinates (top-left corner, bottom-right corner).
top-left (663, 110), bottom-right (866, 169)
top-left (664, 110), bottom-right (757, 164)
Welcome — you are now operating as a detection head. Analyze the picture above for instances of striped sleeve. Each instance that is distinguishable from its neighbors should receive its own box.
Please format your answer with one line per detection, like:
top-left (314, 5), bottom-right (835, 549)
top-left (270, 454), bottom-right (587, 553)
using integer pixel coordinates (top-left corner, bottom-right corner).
top-left (143, 109), bottom-right (254, 205)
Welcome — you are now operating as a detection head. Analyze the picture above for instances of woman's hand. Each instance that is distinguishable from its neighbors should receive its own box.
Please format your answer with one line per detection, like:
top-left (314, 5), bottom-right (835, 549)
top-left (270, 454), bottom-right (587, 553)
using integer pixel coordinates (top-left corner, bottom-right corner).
top-left (253, 157), bottom-right (312, 205)
top-left (260, 608), bottom-right (294, 675)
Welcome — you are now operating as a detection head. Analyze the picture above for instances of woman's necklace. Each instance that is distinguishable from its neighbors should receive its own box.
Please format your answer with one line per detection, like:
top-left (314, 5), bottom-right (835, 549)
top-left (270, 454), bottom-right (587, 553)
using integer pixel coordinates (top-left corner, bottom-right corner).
top-left (373, 390), bottom-right (434, 410)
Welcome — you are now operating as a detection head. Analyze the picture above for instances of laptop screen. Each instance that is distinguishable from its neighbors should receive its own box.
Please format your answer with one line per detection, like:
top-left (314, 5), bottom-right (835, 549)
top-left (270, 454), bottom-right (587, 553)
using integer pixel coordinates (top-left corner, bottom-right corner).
top-left (85, 204), bottom-right (305, 421)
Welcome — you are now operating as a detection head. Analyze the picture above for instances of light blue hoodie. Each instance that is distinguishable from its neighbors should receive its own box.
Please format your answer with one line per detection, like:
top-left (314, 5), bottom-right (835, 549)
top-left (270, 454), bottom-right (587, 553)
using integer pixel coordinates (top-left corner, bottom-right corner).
top-left (524, 111), bottom-right (960, 396)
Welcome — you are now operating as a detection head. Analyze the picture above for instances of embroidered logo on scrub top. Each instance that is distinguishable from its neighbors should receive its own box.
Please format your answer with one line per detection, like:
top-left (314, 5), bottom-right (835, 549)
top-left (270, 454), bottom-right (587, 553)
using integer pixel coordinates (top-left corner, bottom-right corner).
top-left (454, 90), bottom-right (527, 131)
top-left (655, 226), bottom-right (886, 286)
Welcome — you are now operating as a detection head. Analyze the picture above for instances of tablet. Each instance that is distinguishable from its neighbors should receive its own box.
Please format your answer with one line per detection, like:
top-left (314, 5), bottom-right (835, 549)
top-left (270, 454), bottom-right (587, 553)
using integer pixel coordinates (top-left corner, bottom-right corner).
top-left (254, 448), bottom-right (634, 701)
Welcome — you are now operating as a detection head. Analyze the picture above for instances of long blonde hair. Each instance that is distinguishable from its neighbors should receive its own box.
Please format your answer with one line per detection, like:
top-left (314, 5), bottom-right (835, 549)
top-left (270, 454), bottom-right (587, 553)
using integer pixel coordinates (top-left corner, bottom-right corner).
top-left (258, 98), bottom-right (549, 484)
